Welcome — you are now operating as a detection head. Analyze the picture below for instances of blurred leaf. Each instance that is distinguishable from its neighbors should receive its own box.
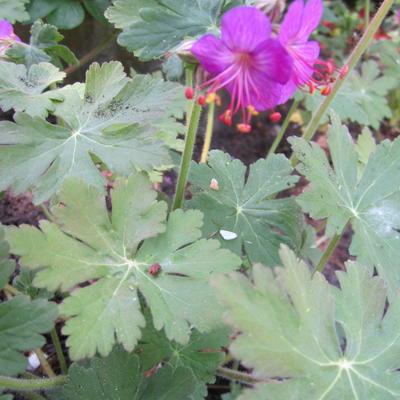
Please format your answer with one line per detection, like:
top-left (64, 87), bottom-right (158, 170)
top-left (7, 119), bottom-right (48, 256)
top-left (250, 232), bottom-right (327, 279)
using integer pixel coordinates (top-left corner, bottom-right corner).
top-left (46, 1), bottom-right (85, 30)
top-left (50, 346), bottom-right (197, 399)
top-left (7, 174), bottom-right (240, 359)
top-left (213, 246), bottom-right (400, 400)
top-left (291, 112), bottom-right (400, 296)
top-left (0, 225), bottom-right (15, 291)
top-left (110, 0), bottom-right (224, 60)
top-left (83, 0), bottom-right (111, 25)
top-left (0, 296), bottom-right (57, 375)
top-left (0, 0), bottom-right (29, 22)
top-left (0, 62), bottom-right (183, 203)
top-left (0, 61), bottom-right (65, 117)
top-left (162, 54), bottom-right (184, 81)
top-left (189, 150), bottom-right (306, 265)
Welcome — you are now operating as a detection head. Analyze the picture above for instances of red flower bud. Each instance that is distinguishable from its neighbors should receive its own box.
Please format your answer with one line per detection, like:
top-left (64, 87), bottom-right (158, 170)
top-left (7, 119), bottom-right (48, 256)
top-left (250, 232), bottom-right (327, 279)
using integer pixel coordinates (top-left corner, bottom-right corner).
top-left (185, 87), bottom-right (194, 99)
top-left (269, 112), bottom-right (282, 122)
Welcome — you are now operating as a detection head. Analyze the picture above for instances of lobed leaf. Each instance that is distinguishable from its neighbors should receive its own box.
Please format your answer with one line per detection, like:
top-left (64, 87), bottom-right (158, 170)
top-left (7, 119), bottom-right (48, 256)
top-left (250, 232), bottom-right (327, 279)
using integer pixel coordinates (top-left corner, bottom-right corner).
top-left (0, 224), bottom-right (15, 291)
top-left (213, 246), bottom-right (400, 399)
top-left (7, 174), bottom-right (241, 360)
top-left (189, 150), bottom-right (306, 265)
top-left (0, 0), bottom-right (29, 22)
top-left (291, 112), bottom-right (400, 296)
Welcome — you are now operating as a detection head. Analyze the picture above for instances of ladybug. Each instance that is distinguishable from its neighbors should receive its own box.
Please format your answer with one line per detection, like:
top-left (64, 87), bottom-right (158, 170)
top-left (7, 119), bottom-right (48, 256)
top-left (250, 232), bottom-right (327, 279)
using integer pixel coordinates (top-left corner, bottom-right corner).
top-left (148, 263), bottom-right (161, 276)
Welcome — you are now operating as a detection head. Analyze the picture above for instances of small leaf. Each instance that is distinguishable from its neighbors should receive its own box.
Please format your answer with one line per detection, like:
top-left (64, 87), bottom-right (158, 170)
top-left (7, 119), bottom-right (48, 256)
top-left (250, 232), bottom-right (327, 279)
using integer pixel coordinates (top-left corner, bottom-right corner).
top-left (110, 0), bottom-right (224, 60)
top-left (7, 174), bottom-right (240, 359)
top-left (0, 224), bottom-right (15, 291)
top-left (291, 112), bottom-right (400, 296)
top-left (213, 246), bottom-right (400, 399)
top-left (46, 1), bottom-right (85, 30)
top-left (0, 61), bottom-right (65, 117)
top-left (0, 296), bottom-right (58, 375)
top-left (189, 150), bottom-right (306, 265)
top-left (50, 346), bottom-right (197, 400)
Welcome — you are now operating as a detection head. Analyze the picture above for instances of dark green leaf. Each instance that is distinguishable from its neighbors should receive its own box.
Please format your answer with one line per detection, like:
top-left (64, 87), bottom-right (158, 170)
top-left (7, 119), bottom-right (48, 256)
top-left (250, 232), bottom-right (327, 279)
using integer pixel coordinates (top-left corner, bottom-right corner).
top-left (83, 0), bottom-right (111, 25)
top-left (46, 1), bottom-right (85, 30)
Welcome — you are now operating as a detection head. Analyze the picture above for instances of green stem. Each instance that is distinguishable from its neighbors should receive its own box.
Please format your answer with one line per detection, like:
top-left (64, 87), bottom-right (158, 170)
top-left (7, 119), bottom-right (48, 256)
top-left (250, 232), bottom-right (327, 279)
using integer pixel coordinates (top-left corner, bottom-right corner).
top-left (0, 375), bottom-right (67, 391)
top-left (200, 101), bottom-right (215, 163)
top-left (64, 33), bottom-right (116, 75)
top-left (314, 233), bottom-right (341, 273)
top-left (185, 66), bottom-right (195, 128)
top-left (216, 367), bottom-right (260, 384)
top-left (22, 392), bottom-right (47, 400)
top-left (290, 0), bottom-right (394, 166)
top-left (172, 103), bottom-right (202, 210)
top-left (39, 205), bottom-right (54, 223)
top-left (3, 284), bottom-right (21, 296)
top-left (267, 99), bottom-right (300, 157)
top-left (364, 0), bottom-right (370, 32)
top-left (50, 328), bottom-right (68, 375)
top-left (34, 350), bottom-right (55, 378)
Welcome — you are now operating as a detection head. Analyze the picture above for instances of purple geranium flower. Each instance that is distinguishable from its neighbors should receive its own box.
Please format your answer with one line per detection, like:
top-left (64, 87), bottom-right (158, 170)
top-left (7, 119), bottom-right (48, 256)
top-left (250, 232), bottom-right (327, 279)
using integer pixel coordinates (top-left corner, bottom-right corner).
top-left (278, 0), bottom-right (341, 102)
top-left (189, 6), bottom-right (292, 133)
top-left (0, 20), bottom-right (21, 57)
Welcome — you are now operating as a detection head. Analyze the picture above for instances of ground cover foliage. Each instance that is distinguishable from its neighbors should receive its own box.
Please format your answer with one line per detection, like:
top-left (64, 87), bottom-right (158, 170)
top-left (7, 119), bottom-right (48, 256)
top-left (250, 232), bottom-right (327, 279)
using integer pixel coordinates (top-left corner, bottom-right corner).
top-left (0, 0), bottom-right (399, 399)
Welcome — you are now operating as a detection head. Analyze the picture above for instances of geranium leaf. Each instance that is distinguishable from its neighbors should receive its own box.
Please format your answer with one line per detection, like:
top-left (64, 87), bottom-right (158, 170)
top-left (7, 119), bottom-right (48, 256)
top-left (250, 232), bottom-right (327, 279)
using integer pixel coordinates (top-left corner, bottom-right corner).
top-left (108, 0), bottom-right (224, 60)
top-left (305, 60), bottom-right (397, 129)
top-left (0, 225), bottom-right (15, 291)
top-left (0, 0), bottom-right (29, 22)
top-left (0, 296), bottom-right (58, 375)
top-left (46, 1), bottom-right (85, 30)
top-left (50, 346), bottom-right (197, 400)
top-left (0, 62), bottom-right (184, 204)
top-left (290, 112), bottom-right (400, 296)
top-left (7, 174), bottom-right (240, 360)
top-left (138, 314), bottom-right (230, 400)
top-left (212, 246), bottom-right (400, 399)
top-left (0, 61), bottom-right (65, 117)
top-left (189, 150), bottom-right (306, 265)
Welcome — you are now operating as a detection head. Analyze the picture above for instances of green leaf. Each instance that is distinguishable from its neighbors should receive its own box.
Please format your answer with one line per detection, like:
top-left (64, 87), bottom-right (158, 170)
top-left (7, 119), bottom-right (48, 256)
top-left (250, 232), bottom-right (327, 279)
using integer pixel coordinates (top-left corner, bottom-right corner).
top-left (0, 0), bottom-right (29, 22)
top-left (291, 112), bottom-right (400, 296)
top-left (112, 0), bottom-right (224, 60)
top-left (50, 346), bottom-right (197, 400)
top-left (0, 62), bottom-right (183, 203)
top-left (83, 0), bottom-right (111, 25)
top-left (6, 21), bottom-right (78, 69)
top-left (138, 315), bottom-right (229, 399)
top-left (189, 150), bottom-right (305, 265)
top-left (7, 174), bottom-right (240, 359)
top-left (0, 61), bottom-right (65, 117)
top-left (0, 225), bottom-right (15, 291)
top-left (305, 61), bottom-right (397, 129)
top-left (46, 1), bottom-right (85, 30)
top-left (26, 0), bottom-right (62, 20)
top-left (13, 268), bottom-right (52, 299)
top-left (0, 296), bottom-right (58, 375)
top-left (212, 246), bottom-right (400, 400)
top-left (162, 54), bottom-right (184, 81)
top-left (355, 127), bottom-right (376, 178)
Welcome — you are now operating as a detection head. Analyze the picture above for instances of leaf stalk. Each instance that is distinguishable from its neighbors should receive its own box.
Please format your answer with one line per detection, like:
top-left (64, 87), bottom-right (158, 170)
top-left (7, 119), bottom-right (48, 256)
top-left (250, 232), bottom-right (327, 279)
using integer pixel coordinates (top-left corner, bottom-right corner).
top-left (200, 101), bottom-right (215, 163)
top-left (0, 375), bottom-right (67, 391)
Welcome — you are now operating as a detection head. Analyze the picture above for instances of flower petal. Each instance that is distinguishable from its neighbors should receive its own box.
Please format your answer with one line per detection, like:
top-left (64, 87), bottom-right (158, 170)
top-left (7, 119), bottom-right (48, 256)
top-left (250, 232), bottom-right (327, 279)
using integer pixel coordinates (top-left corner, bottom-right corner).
top-left (279, 0), bottom-right (304, 44)
top-left (298, 0), bottom-right (323, 39)
top-left (0, 20), bottom-right (13, 38)
top-left (252, 38), bottom-right (293, 84)
top-left (221, 6), bottom-right (272, 52)
top-left (278, 80), bottom-right (298, 104)
top-left (191, 34), bottom-right (234, 75)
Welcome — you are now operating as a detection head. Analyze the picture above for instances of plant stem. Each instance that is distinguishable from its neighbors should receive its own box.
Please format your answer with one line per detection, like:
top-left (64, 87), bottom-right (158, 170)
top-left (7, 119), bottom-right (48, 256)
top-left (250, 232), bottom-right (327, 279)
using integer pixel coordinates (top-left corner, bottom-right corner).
top-left (267, 99), bottom-right (300, 157)
top-left (200, 101), bottom-right (215, 163)
top-left (290, 0), bottom-right (395, 166)
top-left (39, 204), bottom-right (54, 223)
top-left (216, 367), bottom-right (260, 384)
top-left (364, 0), bottom-right (370, 32)
top-left (4, 284), bottom-right (21, 296)
top-left (0, 375), bottom-right (67, 391)
top-left (22, 392), bottom-right (47, 400)
top-left (50, 328), bottom-right (68, 375)
top-left (64, 32), bottom-right (116, 75)
top-left (185, 66), bottom-right (195, 126)
top-left (314, 233), bottom-right (341, 273)
top-left (172, 103), bottom-right (202, 210)
top-left (34, 350), bottom-right (55, 378)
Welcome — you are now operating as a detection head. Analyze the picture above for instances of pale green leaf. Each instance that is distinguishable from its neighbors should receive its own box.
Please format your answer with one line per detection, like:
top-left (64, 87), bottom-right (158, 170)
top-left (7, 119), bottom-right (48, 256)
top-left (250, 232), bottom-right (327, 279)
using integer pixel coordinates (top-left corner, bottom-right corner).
top-left (189, 150), bottom-right (306, 265)
top-left (0, 0), bottom-right (29, 22)
top-left (0, 224), bottom-right (15, 291)
top-left (290, 112), bottom-right (400, 296)
top-left (113, 0), bottom-right (224, 60)
top-left (0, 61), bottom-right (65, 117)
top-left (50, 346), bottom-right (197, 400)
top-left (0, 296), bottom-right (58, 375)
top-left (0, 61), bottom-right (183, 203)
top-left (213, 246), bottom-right (400, 400)
top-left (7, 174), bottom-right (240, 360)
top-left (355, 127), bottom-right (376, 178)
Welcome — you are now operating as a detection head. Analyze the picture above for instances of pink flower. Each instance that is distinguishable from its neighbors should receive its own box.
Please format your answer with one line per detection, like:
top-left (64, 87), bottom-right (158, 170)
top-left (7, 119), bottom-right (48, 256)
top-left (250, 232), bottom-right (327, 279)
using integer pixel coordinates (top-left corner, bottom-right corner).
top-left (189, 6), bottom-right (292, 133)
top-left (0, 20), bottom-right (21, 57)
top-left (278, 0), bottom-right (342, 102)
